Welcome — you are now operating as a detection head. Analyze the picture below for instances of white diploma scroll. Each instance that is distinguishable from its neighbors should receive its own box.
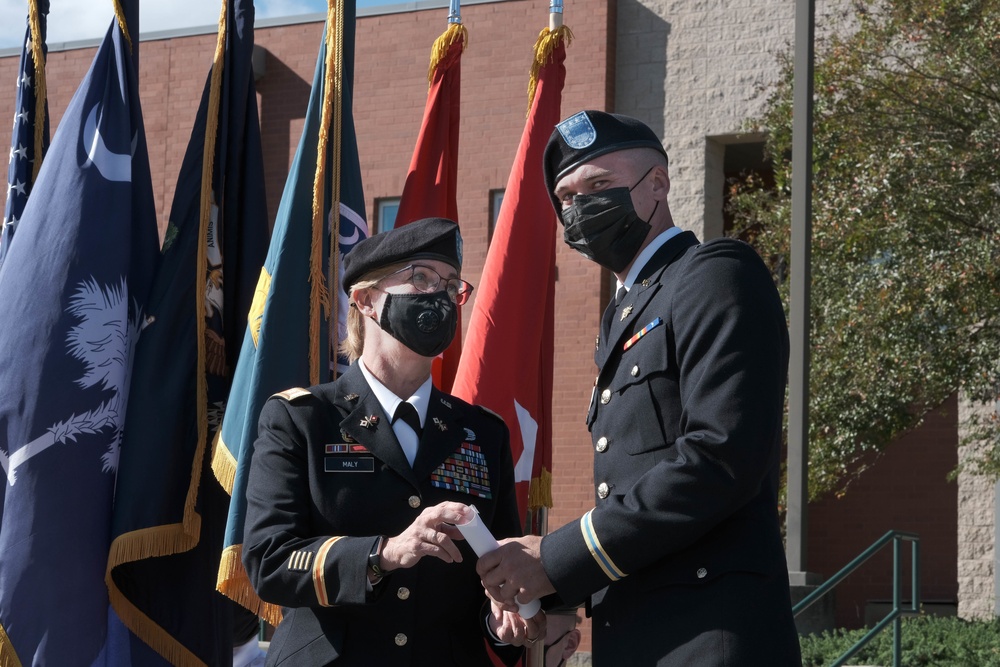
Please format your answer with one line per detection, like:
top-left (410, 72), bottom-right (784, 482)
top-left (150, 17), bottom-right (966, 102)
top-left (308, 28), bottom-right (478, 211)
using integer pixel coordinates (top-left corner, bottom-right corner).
top-left (456, 504), bottom-right (541, 618)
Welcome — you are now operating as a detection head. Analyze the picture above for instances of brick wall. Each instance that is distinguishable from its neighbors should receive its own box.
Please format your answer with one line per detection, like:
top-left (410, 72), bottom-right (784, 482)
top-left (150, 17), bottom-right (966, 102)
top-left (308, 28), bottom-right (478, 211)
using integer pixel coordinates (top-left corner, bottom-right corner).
top-left (806, 394), bottom-right (959, 629)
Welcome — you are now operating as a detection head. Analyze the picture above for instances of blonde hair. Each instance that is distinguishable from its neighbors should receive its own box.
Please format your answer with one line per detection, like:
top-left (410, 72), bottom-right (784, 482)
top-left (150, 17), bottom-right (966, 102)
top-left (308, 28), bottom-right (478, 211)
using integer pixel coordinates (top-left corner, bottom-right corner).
top-left (338, 261), bottom-right (409, 363)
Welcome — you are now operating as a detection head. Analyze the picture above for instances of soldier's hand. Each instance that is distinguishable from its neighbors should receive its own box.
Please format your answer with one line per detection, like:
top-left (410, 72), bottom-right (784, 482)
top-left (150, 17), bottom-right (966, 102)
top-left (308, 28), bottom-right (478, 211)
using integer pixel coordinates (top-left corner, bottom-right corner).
top-left (381, 502), bottom-right (470, 570)
top-left (488, 600), bottom-right (547, 647)
top-left (477, 535), bottom-right (555, 610)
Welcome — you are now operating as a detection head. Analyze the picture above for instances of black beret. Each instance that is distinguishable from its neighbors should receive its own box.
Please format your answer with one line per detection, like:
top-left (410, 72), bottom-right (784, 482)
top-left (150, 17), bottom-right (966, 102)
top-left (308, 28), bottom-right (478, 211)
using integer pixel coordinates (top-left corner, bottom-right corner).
top-left (543, 110), bottom-right (668, 213)
top-left (342, 217), bottom-right (463, 293)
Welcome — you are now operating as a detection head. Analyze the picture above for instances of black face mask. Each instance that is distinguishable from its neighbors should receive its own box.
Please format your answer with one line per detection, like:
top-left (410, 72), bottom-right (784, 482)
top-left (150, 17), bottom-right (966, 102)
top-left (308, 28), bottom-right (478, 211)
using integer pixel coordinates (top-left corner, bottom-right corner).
top-left (560, 167), bottom-right (658, 273)
top-left (378, 290), bottom-right (457, 358)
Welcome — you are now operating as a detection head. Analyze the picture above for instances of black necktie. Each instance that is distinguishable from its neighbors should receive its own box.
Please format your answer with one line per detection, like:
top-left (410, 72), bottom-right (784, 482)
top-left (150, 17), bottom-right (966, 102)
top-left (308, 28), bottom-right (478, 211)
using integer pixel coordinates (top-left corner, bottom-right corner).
top-left (615, 285), bottom-right (628, 305)
top-left (393, 402), bottom-right (422, 437)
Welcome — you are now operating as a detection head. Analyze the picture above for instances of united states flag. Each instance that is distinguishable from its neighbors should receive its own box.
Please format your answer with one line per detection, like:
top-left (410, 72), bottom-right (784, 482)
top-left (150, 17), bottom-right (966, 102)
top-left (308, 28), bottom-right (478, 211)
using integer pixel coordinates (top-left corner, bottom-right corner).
top-left (1, 1), bottom-right (49, 271)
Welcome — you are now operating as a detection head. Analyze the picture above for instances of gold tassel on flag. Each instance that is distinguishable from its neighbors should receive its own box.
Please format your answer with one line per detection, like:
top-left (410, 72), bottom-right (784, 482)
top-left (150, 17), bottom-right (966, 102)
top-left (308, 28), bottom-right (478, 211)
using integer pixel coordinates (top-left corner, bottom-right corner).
top-left (526, 24), bottom-right (573, 117)
top-left (428, 23), bottom-right (467, 83)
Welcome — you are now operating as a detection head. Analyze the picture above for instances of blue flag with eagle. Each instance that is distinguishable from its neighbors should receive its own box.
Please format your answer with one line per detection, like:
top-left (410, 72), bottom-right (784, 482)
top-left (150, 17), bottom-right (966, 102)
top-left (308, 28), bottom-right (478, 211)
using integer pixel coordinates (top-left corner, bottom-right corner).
top-left (212, 1), bottom-right (368, 624)
top-left (0, 13), bottom-right (158, 667)
top-left (1, 0), bottom-right (50, 272)
top-left (106, 0), bottom-right (269, 664)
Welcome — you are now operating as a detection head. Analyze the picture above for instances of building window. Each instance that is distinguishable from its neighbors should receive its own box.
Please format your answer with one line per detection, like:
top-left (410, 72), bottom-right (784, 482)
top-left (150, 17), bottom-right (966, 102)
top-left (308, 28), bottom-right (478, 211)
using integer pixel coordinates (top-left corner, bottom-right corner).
top-left (376, 198), bottom-right (400, 233)
top-left (488, 189), bottom-right (505, 244)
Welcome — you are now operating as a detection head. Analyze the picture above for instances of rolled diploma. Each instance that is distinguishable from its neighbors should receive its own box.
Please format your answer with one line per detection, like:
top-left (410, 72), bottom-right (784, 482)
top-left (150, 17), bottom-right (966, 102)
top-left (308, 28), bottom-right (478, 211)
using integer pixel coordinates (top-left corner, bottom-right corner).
top-left (456, 505), bottom-right (541, 618)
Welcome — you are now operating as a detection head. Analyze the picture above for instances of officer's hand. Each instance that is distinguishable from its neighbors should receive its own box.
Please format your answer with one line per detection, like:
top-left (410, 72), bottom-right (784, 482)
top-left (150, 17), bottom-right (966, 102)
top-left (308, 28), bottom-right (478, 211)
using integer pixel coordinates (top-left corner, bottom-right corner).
top-left (488, 600), bottom-right (547, 647)
top-left (381, 502), bottom-right (471, 571)
top-left (477, 535), bottom-right (555, 611)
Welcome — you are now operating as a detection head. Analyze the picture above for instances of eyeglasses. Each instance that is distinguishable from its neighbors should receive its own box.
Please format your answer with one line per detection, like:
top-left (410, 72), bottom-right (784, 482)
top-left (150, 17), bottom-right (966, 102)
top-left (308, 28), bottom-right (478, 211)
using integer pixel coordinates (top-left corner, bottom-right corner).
top-left (379, 264), bottom-right (474, 305)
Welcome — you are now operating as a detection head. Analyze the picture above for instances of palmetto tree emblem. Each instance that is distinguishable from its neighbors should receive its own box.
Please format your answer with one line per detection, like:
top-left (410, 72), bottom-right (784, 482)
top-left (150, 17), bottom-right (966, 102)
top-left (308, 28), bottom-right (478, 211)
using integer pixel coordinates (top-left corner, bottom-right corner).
top-left (0, 277), bottom-right (141, 485)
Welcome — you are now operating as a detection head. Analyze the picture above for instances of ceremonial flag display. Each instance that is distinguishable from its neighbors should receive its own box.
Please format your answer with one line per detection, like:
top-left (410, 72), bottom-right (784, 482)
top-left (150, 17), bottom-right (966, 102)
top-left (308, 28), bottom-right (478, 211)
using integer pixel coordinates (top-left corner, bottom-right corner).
top-left (452, 24), bottom-right (572, 521)
top-left (1, 0), bottom-right (50, 271)
top-left (213, 0), bottom-right (368, 624)
top-left (394, 12), bottom-right (466, 391)
top-left (106, 0), bottom-right (269, 663)
top-left (0, 8), bottom-right (159, 665)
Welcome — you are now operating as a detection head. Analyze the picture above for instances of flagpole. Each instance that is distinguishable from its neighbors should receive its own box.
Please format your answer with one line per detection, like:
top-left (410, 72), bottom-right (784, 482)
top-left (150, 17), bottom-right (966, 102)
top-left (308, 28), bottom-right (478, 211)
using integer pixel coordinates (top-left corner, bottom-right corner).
top-left (448, 0), bottom-right (460, 23)
top-left (527, 16), bottom-right (563, 667)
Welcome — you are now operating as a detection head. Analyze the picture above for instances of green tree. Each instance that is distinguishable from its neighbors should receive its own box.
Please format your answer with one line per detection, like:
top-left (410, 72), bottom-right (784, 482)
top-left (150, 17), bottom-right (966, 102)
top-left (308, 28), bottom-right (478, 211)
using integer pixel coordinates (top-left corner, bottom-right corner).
top-left (729, 0), bottom-right (1000, 498)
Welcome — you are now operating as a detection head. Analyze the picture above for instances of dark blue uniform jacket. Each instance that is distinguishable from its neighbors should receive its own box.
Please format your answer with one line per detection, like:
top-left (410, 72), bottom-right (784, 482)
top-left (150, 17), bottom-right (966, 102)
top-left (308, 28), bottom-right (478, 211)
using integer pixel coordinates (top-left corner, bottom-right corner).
top-left (243, 362), bottom-right (523, 666)
top-left (541, 231), bottom-right (802, 666)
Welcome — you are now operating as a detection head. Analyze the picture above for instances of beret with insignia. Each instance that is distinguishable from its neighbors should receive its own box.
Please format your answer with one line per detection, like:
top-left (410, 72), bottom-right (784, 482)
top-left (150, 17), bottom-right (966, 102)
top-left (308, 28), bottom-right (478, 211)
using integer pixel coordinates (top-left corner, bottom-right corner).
top-left (342, 217), bottom-right (463, 293)
top-left (543, 110), bottom-right (669, 214)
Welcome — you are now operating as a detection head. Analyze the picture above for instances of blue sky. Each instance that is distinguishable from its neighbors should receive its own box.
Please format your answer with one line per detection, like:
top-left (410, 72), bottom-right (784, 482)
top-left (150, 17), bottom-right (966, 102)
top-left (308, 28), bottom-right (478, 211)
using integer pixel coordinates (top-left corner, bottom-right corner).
top-left (0, 0), bottom-right (391, 50)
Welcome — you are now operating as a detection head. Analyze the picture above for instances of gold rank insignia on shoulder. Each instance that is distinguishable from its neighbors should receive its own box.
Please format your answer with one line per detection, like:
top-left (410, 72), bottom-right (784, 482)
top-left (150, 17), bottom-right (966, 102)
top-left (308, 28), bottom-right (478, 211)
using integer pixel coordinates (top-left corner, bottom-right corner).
top-left (272, 387), bottom-right (311, 401)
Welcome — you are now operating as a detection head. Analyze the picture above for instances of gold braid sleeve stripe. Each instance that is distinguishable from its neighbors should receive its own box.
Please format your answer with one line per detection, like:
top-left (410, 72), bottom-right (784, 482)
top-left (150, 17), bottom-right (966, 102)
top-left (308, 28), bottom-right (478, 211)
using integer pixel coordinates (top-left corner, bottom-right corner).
top-left (313, 536), bottom-right (345, 606)
top-left (580, 510), bottom-right (626, 581)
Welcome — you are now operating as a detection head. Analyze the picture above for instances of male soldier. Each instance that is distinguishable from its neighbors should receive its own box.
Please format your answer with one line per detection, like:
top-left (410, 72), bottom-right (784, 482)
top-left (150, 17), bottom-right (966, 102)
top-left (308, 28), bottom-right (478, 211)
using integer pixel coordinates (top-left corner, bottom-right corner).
top-left (477, 111), bottom-right (802, 665)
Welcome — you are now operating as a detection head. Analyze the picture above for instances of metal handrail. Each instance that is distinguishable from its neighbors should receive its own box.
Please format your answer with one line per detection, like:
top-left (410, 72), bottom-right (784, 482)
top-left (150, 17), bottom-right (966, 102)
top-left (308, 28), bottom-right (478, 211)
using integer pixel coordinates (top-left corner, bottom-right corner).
top-left (793, 530), bottom-right (920, 667)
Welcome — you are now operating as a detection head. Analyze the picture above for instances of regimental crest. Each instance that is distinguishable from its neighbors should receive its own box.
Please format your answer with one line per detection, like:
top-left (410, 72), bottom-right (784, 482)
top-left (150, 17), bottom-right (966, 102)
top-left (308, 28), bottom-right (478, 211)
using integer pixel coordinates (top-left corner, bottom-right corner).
top-left (557, 111), bottom-right (597, 149)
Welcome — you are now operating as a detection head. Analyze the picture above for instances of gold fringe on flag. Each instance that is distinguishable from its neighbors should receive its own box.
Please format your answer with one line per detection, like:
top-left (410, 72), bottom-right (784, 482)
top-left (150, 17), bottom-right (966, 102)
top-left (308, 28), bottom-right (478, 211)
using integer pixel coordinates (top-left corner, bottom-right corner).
top-left (527, 467), bottom-right (553, 511)
top-left (0, 621), bottom-right (23, 667)
top-left (105, 1), bottom-right (229, 664)
top-left (526, 25), bottom-right (573, 117)
top-left (112, 0), bottom-right (134, 55)
top-left (211, 430), bottom-right (237, 494)
top-left (309, 0), bottom-right (341, 386)
top-left (427, 23), bottom-right (467, 84)
top-left (27, 0), bottom-right (46, 182)
top-left (327, 0), bottom-right (345, 371)
top-left (218, 545), bottom-right (283, 627)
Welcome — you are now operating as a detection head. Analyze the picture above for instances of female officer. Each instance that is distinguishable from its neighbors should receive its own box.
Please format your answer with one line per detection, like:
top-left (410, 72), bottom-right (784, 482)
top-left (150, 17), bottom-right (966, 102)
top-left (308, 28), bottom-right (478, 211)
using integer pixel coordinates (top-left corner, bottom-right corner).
top-left (243, 217), bottom-right (542, 666)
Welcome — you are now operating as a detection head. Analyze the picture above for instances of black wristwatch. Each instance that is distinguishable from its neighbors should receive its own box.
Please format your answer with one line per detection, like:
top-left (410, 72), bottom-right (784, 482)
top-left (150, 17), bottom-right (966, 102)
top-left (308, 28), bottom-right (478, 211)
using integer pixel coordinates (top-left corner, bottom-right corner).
top-left (368, 535), bottom-right (388, 582)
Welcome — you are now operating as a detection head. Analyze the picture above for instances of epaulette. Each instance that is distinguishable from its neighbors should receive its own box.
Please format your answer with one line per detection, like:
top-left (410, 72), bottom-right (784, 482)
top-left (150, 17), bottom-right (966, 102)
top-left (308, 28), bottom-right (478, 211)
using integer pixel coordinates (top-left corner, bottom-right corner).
top-left (271, 387), bottom-right (312, 402)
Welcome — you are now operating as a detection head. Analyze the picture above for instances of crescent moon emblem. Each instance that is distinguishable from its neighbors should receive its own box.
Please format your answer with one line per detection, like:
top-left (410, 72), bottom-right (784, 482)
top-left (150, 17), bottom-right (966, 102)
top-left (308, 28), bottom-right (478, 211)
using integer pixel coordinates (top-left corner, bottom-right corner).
top-left (82, 103), bottom-right (132, 183)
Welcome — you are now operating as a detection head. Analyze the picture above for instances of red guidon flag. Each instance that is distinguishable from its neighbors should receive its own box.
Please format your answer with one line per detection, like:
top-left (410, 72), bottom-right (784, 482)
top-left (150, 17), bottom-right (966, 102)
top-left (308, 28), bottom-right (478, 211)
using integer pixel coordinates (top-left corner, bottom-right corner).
top-left (395, 21), bottom-right (465, 391)
top-left (452, 25), bottom-right (571, 521)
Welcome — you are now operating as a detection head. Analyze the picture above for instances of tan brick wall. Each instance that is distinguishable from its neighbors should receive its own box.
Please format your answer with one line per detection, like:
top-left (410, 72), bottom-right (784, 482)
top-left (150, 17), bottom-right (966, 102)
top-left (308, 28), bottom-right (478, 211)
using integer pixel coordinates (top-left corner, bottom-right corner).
top-left (957, 396), bottom-right (997, 620)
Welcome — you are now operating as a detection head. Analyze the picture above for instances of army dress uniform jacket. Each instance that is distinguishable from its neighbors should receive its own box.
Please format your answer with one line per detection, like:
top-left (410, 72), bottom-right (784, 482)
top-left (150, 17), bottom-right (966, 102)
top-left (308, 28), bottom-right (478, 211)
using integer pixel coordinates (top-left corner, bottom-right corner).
top-left (540, 231), bottom-right (802, 666)
top-left (243, 362), bottom-right (523, 667)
